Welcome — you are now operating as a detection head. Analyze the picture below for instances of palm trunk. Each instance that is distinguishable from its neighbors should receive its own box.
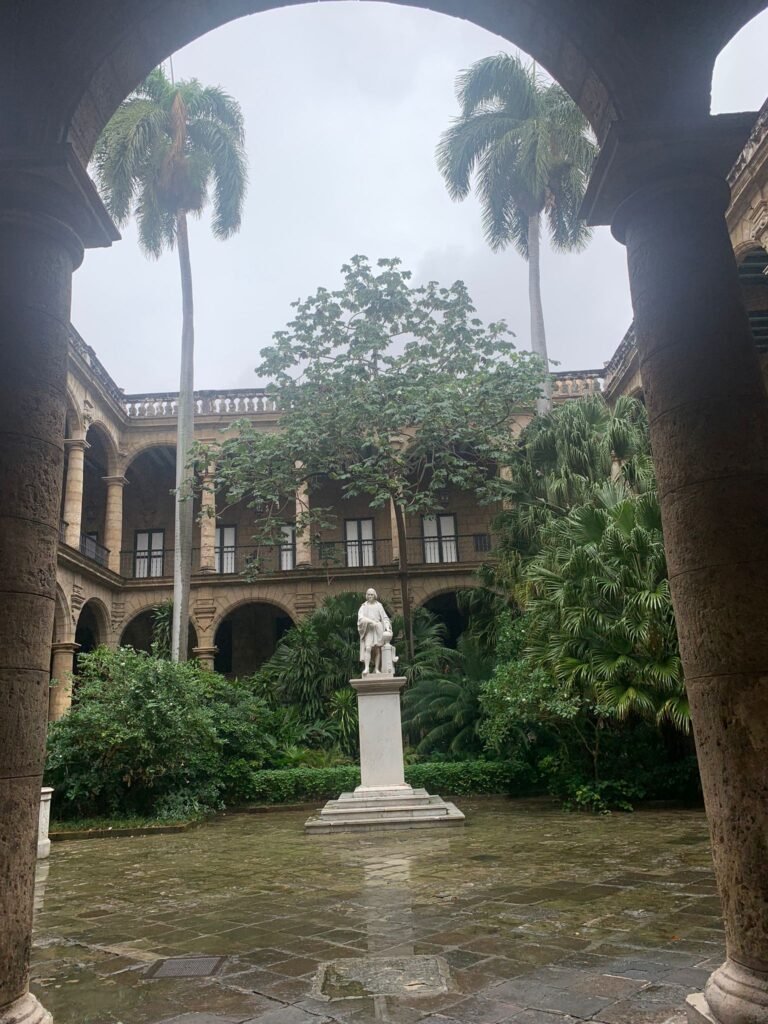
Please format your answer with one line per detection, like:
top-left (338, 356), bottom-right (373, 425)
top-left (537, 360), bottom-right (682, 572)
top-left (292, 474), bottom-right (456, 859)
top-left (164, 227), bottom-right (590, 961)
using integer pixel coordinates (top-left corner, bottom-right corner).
top-left (528, 212), bottom-right (551, 415)
top-left (171, 210), bottom-right (195, 663)
top-left (393, 500), bottom-right (413, 661)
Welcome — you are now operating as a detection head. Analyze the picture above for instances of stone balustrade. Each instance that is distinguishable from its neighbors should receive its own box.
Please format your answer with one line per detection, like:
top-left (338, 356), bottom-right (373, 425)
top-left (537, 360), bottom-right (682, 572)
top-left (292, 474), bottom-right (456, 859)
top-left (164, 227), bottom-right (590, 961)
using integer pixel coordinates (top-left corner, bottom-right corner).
top-left (123, 389), bottom-right (279, 418)
top-left (551, 370), bottom-right (603, 398)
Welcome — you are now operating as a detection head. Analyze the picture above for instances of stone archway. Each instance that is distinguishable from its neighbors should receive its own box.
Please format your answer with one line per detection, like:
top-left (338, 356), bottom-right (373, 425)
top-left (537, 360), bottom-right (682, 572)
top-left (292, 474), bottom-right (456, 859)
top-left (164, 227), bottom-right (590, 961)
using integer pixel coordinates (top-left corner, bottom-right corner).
top-left (119, 607), bottom-right (197, 656)
top-left (420, 589), bottom-right (472, 649)
top-left (213, 600), bottom-right (295, 677)
top-left (74, 598), bottom-right (110, 660)
top-left (3, 5), bottom-right (768, 1024)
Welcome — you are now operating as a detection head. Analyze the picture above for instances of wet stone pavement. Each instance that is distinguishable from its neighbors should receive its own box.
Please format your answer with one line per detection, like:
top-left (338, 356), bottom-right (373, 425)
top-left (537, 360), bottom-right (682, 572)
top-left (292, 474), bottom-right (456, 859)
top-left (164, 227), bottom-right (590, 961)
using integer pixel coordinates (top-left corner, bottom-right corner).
top-left (31, 797), bottom-right (725, 1024)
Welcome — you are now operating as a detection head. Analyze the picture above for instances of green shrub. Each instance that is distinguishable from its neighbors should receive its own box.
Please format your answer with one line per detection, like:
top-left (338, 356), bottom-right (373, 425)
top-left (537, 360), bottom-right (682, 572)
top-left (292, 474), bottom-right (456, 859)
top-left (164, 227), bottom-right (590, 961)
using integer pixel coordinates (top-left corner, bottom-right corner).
top-left (236, 759), bottom-right (532, 805)
top-left (45, 647), bottom-right (280, 819)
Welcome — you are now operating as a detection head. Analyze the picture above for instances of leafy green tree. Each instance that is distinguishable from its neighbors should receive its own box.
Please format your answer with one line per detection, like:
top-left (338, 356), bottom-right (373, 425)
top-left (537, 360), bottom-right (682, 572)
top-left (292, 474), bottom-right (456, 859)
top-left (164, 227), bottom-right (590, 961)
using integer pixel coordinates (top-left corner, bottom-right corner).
top-left (437, 54), bottom-right (596, 412)
top-left (201, 256), bottom-right (544, 653)
top-left (94, 65), bottom-right (248, 662)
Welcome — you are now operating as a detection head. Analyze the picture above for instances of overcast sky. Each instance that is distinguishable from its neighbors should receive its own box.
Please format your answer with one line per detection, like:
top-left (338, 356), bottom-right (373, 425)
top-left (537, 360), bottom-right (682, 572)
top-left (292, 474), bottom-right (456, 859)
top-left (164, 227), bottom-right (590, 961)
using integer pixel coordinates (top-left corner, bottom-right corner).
top-left (70, 3), bottom-right (768, 395)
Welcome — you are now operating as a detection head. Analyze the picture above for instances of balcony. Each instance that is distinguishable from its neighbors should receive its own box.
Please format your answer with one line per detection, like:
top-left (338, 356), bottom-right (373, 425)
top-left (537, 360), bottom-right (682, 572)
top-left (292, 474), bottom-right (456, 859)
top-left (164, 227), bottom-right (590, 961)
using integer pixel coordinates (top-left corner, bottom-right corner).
top-left (79, 533), bottom-right (110, 568)
top-left (118, 533), bottom-right (496, 580)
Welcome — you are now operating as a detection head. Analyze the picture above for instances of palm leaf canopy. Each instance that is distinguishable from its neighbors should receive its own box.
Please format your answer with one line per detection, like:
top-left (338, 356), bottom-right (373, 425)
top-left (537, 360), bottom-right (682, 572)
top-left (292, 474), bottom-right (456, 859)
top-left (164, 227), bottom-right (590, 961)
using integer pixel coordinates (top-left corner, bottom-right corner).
top-left (94, 66), bottom-right (248, 257)
top-left (437, 53), bottom-right (596, 256)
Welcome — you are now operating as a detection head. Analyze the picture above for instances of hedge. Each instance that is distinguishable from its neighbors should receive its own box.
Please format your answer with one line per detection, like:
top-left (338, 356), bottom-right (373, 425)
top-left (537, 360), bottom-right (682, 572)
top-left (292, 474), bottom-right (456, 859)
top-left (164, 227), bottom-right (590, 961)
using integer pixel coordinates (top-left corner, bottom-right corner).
top-left (236, 759), bottom-right (531, 806)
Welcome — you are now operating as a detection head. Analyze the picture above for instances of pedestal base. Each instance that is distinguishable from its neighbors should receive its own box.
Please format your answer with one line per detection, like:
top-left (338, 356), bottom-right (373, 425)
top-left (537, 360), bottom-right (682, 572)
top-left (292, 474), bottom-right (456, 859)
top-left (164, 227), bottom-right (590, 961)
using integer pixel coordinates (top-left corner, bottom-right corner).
top-left (686, 960), bottom-right (768, 1024)
top-left (0, 992), bottom-right (53, 1024)
top-left (304, 785), bottom-right (465, 834)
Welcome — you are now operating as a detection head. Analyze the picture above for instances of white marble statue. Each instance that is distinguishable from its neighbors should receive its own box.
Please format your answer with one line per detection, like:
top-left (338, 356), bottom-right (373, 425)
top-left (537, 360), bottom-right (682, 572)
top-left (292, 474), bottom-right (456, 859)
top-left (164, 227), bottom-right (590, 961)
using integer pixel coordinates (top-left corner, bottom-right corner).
top-left (357, 588), bottom-right (394, 676)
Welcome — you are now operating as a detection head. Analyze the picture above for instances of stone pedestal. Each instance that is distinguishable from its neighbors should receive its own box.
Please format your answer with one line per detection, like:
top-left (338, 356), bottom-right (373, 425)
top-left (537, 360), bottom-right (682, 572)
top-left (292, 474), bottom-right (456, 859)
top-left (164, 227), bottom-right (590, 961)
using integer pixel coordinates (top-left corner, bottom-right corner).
top-left (37, 788), bottom-right (53, 860)
top-left (305, 674), bottom-right (464, 834)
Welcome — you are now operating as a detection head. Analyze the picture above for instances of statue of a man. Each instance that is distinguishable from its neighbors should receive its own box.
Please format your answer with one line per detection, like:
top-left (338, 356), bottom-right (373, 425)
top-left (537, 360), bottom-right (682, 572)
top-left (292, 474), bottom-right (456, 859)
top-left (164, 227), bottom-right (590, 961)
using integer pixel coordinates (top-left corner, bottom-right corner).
top-left (358, 587), bottom-right (392, 676)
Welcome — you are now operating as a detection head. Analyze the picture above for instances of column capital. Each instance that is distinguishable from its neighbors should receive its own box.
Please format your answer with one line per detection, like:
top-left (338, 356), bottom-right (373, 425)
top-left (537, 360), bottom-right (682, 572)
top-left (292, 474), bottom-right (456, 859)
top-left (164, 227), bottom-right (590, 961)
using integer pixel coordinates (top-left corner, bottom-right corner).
top-left (51, 641), bottom-right (80, 655)
top-left (102, 475), bottom-right (128, 488)
top-left (64, 437), bottom-right (88, 451)
top-left (582, 113), bottom-right (758, 241)
top-left (0, 143), bottom-right (119, 263)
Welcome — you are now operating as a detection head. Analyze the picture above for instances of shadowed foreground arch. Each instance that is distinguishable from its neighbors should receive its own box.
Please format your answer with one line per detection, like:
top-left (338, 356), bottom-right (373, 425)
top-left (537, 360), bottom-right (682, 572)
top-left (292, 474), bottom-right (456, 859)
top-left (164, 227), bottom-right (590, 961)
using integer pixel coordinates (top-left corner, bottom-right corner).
top-left (3, 4), bottom-right (768, 1024)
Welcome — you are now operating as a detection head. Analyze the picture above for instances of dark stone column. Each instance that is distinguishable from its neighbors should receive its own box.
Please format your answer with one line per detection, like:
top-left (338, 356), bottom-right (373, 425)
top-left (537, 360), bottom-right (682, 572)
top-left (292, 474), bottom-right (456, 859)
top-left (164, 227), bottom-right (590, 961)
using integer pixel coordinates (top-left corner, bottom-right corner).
top-left (0, 150), bottom-right (117, 1024)
top-left (585, 115), bottom-right (768, 1024)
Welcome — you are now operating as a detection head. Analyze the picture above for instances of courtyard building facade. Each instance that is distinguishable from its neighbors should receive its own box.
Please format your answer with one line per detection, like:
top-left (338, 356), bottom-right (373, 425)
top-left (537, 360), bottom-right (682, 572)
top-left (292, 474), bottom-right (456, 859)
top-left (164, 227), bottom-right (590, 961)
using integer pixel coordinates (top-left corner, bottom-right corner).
top-left (52, 328), bottom-right (601, 717)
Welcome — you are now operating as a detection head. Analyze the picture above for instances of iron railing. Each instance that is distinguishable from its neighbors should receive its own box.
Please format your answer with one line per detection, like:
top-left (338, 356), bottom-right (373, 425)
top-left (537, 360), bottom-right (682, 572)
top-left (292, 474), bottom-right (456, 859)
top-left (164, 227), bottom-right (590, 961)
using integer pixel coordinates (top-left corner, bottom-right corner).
top-left (79, 533), bottom-right (110, 568)
top-left (118, 533), bottom-right (496, 580)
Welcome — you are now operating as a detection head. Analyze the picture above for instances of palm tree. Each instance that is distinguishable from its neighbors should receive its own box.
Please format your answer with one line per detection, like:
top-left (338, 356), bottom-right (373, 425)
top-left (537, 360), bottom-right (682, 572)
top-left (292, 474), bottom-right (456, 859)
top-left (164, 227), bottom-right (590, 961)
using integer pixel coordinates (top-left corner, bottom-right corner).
top-left (437, 53), bottom-right (596, 413)
top-left (94, 65), bottom-right (247, 662)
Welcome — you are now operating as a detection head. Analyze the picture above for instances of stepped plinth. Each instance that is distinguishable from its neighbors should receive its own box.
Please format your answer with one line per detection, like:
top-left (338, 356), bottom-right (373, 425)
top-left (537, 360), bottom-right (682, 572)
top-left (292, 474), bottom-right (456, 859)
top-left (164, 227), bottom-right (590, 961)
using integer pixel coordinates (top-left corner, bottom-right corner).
top-left (305, 673), bottom-right (465, 834)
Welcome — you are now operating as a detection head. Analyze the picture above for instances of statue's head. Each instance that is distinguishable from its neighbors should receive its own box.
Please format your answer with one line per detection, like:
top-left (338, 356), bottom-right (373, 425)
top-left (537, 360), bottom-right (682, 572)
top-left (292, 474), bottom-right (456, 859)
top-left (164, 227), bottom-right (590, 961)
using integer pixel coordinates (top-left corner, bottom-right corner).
top-left (365, 588), bottom-right (377, 602)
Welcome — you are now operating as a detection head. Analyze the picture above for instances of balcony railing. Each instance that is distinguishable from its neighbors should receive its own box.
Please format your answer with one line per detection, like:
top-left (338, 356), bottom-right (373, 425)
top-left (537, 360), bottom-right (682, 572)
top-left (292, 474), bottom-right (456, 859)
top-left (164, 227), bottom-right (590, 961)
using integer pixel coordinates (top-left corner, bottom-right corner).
top-left (123, 389), bottom-right (278, 418)
top-left (79, 533), bottom-right (110, 568)
top-left (118, 533), bottom-right (496, 579)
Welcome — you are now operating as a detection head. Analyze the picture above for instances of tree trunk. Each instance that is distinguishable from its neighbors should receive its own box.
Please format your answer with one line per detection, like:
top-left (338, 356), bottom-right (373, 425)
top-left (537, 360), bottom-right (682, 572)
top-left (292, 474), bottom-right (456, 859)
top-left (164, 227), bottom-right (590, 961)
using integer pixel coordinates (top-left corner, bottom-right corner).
top-left (528, 212), bottom-right (551, 415)
top-left (393, 500), bottom-right (413, 661)
top-left (172, 210), bottom-right (195, 663)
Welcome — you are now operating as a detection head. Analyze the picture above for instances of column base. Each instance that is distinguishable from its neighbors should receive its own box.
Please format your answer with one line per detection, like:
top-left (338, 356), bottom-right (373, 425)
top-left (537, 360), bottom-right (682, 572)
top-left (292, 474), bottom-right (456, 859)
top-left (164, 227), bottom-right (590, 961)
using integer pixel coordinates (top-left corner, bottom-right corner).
top-left (687, 960), bottom-right (768, 1024)
top-left (0, 992), bottom-right (52, 1024)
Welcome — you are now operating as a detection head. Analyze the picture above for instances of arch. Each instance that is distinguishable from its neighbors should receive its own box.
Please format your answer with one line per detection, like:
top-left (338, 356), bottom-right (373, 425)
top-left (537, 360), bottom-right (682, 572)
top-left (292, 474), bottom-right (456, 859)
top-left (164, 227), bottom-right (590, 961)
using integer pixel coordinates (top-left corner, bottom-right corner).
top-left (10, 1), bottom-right (758, 178)
top-left (213, 599), bottom-right (296, 677)
top-left (733, 239), bottom-right (767, 263)
top-left (211, 593), bottom-right (297, 636)
top-left (74, 598), bottom-right (111, 672)
top-left (119, 606), bottom-right (198, 654)
top-left (123, 441), bottom-right (178, 475)
top-left (414, 582), bottom-right (477, 610)
top-left (418, 587), bottom-right (476, 648)
top-left (53, 585), bottom-right (72, 643)
top-left (65, 388), bottom-right (85, 439)
top-left (84, 420), bottom-right (120, 477)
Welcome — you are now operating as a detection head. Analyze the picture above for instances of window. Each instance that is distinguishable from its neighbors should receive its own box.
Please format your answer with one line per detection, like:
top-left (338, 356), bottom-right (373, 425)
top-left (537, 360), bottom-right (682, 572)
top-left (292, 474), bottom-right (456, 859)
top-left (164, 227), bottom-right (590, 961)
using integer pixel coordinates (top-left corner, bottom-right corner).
top-left (422, 514), bottom-right (458, 564)
top-left (280, 524), bottom-right (296, 571)
top-left (215, 525), bottom-right (236, 574)
top-left (134, 529), bottom-right (164, 578)
top-left (473, 532), bottom-right (492, 553)
top-left (345, 518), bottom-right (375, 567)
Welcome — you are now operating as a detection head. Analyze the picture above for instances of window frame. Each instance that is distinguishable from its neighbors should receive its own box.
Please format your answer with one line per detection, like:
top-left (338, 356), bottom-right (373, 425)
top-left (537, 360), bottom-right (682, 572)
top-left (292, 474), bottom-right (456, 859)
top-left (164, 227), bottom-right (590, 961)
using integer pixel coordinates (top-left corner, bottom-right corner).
top-left (215, 524), bottom-right (237, 574)
top-left (134, 528), bottom-right (165, 578)
top-left (421, 513), bottom-right (458, 564)
top-left (344, 517), bottom-right (376, 568)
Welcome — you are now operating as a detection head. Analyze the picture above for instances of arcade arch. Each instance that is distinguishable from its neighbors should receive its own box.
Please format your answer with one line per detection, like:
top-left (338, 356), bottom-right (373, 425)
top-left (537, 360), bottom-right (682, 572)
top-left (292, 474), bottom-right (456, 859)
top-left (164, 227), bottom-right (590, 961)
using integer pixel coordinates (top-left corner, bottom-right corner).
top-left (119, 607), bottom-right (198, 655)
top-left (213, 600), bottom-right (295, 677)
top-left (420, 589), bottom-right (472, 649)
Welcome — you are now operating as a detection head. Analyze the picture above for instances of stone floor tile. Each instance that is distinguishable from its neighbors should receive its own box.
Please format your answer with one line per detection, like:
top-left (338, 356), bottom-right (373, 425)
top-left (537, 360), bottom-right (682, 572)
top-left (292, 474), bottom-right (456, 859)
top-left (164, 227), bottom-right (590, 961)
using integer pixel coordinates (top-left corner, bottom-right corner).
top-left (155, 1015), bottom-right (245, 1024)
top-left (241, 1007), bottom-right (330, 1024)
top-left (443, 995), bottom-right (522, 1023)
top-left (506, 1010), bottom-right (582, 1024)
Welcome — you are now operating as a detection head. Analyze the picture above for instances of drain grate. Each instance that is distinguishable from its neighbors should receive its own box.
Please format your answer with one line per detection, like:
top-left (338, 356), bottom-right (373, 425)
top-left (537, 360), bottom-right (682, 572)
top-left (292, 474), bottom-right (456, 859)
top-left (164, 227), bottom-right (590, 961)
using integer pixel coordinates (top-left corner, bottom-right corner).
top-left (145, 956), bottom-right (225, 979)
